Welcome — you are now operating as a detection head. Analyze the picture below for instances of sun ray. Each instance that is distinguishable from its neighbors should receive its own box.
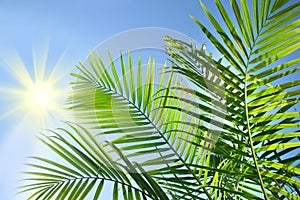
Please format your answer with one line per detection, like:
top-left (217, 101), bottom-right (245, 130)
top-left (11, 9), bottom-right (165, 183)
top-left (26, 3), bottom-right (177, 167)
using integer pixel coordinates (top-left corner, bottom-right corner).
top-left (47, 44), bottom-right (71, 84)
top-left (0, 104), bottom-right (24, 120)
top-left (32, 40), bottom-right (49, 84)
top-left (0, 44), bottom-right (70, 131)
top-left (0, 87), bottom-right (24, 96)
top-left (1, 49), bottom-right (34, 89)
top-left (17, 112), bottom-right (35, 131)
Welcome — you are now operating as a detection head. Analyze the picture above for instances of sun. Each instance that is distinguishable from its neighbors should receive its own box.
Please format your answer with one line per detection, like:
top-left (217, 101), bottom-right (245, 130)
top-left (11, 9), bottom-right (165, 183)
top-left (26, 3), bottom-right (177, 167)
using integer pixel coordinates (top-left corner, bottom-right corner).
top-left (25, 83), bottom-right (57, 115)
top-left (0, 44), bottom-right (69, 130)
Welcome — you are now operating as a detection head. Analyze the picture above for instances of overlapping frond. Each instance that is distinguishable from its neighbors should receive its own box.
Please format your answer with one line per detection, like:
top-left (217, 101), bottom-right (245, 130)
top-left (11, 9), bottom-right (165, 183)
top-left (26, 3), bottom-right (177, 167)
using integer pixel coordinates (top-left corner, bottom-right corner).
top-left (164, 0), bottom-right (300, 199)
top-left (68, 50), bottom-right (220, 199)
top-left (21, 50), bottom-right (218, 199)
top-left (21, 0), bottom-right (299, 199)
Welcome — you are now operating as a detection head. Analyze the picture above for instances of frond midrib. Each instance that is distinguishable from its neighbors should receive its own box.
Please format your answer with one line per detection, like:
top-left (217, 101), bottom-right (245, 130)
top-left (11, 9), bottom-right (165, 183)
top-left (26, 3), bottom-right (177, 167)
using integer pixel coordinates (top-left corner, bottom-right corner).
top-left (242, 5), bottom-right (288, 199)
top-left (93, 81), bottom-right (213, 199)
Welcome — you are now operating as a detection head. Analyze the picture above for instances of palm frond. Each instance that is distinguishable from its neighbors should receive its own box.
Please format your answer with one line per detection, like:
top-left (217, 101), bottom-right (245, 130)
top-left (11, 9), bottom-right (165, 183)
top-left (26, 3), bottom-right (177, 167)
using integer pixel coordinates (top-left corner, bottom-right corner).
top-left (69, 50), bottom-right (220, 199)
top-left (20, 122), bottom-right (161, 199)
top-left (164, 0), bottom-right (300, 199)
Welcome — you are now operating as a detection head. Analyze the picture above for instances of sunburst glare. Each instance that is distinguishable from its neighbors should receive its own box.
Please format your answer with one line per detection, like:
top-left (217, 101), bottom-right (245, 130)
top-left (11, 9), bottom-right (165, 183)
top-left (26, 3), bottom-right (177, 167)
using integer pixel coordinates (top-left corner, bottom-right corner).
top-left (0, 43), bottom-right (70, 130)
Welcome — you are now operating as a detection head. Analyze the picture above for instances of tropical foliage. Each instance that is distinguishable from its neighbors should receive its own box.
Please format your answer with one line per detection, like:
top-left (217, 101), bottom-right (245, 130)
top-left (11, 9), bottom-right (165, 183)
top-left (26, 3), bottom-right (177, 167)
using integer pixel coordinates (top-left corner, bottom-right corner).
top-left (20, 0), bottom-right (299, 199)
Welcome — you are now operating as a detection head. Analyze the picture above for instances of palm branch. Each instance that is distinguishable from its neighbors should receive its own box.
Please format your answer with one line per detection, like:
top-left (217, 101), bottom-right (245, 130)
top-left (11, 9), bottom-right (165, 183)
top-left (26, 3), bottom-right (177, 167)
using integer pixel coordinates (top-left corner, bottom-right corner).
top-left (164, 0), bottom-right (300, 199)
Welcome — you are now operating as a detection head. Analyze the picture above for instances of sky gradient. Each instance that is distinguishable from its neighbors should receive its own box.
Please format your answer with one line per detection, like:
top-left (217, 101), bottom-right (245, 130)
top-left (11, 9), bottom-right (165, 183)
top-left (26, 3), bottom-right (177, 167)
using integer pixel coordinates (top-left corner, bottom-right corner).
top-left (0, 0), bottom-right (299, 199)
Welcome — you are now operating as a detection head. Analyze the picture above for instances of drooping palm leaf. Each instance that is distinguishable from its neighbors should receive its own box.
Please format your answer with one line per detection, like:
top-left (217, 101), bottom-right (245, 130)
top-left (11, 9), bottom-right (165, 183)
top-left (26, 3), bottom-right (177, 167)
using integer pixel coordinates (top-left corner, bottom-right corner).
top-left (164, 0), bottom-right (300, 199)
top-left (19, 122), bottom-right (170, 200)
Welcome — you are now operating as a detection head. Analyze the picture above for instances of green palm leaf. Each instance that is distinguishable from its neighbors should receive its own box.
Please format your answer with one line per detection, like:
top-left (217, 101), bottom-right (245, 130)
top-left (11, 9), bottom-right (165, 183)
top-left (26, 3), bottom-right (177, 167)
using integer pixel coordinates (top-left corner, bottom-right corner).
top-left (68, 50), bottom-right (218, 199)
top-left (19, 122), bottom-right (167, 199)
top-left (164, 0), bottom-right (300, 199)
top-left (21, 50), bottom-right (216, 199)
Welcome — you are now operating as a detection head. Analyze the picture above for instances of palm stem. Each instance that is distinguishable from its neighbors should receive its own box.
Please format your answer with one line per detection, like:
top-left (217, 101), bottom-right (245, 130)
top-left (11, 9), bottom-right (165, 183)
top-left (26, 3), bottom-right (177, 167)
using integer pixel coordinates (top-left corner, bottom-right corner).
top-left (244, 72), bottom-right (268, 199)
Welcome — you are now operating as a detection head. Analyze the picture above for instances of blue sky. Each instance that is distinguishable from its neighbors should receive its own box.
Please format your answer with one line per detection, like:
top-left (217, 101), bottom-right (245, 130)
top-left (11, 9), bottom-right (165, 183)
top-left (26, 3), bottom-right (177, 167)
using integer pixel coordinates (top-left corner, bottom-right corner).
top-left (0, 1), bottom-right (209, 199)
top-left (0, 0), bottom-right (299, 199)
